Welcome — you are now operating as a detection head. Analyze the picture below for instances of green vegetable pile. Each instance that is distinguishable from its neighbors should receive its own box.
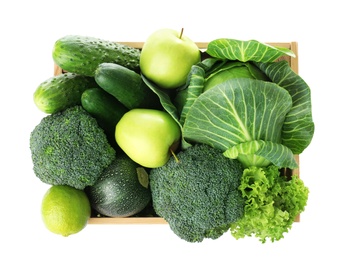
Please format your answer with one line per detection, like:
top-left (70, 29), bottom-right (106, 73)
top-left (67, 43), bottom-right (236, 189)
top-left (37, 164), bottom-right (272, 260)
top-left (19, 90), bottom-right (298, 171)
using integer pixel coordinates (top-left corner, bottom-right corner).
top-left (30, 34), bottom-right (314, 243)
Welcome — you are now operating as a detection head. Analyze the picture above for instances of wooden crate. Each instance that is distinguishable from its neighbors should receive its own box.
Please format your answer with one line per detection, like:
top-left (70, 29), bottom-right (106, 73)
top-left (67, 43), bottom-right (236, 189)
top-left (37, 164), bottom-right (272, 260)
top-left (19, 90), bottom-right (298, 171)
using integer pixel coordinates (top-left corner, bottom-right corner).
top-left (54, 42), bottom-right (300, 224)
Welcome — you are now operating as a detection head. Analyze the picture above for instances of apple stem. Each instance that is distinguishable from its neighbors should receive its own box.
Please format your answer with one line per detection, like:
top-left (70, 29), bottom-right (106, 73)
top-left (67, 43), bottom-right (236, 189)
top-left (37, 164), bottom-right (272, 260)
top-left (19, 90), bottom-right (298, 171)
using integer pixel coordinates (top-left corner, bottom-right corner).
top-left (179, 28), bottom-right (184, 39)
top-left (171, 149), bottom-right (180, 163)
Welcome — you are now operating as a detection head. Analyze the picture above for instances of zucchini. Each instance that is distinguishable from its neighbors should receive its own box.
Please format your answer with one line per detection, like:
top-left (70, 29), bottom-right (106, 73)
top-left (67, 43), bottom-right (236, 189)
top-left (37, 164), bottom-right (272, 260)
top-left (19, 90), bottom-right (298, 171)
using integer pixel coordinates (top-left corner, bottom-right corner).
top-left (86, 154), bottom-right (151, 217)
top-left (52, 35), bottom-right (141, 76)
top-left (81, 87), bottom-right (128, 148)
top-left (34, 72), bottom-right (98, 114)
top-left (94, 63), bottom-right (161, 110)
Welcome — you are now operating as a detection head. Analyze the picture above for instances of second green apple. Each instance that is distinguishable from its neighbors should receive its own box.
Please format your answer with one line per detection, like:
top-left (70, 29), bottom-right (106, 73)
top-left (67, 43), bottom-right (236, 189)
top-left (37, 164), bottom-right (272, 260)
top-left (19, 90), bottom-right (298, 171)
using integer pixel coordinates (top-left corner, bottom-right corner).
top-left (115, 108), bottom-right (181, 168)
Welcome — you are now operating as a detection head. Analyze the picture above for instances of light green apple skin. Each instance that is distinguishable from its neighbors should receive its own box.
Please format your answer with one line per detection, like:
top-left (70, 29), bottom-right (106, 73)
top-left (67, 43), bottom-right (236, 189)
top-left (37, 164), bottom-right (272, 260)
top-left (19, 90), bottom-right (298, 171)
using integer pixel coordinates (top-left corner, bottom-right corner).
top-left (115, 108), bottom-right (181, 168)
top-left (140, 28), bottom-right (201, 89)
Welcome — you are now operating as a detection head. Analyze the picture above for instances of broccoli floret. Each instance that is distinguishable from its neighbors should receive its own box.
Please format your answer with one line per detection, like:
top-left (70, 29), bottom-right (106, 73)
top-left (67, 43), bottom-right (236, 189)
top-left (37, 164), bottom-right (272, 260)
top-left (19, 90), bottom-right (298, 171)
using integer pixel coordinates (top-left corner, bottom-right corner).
top-left (30, 105), bottom-right (116, 190)
top-left (149, 144), bottom-right (245, 243)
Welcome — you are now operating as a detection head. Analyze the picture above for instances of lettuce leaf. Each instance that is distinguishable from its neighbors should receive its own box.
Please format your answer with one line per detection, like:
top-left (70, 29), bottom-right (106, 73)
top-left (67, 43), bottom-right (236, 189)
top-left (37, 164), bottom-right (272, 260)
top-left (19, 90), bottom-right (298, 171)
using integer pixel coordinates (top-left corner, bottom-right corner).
top-left (229, 165), bottom-right (309, 243)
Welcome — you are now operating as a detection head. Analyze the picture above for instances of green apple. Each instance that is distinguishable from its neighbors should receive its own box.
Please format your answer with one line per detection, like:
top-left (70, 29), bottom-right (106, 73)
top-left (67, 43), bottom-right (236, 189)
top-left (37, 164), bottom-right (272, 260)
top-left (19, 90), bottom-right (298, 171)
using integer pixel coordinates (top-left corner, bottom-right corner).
top-left (140, 28), bottom-right (201, 89)
top-left (115, 108), bottom-right (181, 168)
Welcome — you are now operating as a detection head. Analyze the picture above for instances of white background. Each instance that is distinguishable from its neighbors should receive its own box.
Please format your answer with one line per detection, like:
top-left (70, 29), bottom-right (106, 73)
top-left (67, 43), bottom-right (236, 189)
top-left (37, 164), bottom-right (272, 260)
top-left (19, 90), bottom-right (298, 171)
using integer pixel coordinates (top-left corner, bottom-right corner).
top-left (1, 0), bottom-right (344, 259)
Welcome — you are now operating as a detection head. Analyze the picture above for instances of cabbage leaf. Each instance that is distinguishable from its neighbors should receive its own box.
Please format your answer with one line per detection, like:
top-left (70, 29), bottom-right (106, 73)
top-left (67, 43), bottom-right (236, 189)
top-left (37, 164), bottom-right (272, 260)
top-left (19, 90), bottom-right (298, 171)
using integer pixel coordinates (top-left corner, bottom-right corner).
top-left (206, 39), bottom-right (296, 62)
top-left (223, 140), bottom-right (298, 169)
top-left (183, 78), bottom-right (292, 146)
top-left (254, 61), bottom-right (314, 154)
top-left (182, 78), bottom-right (295, 168)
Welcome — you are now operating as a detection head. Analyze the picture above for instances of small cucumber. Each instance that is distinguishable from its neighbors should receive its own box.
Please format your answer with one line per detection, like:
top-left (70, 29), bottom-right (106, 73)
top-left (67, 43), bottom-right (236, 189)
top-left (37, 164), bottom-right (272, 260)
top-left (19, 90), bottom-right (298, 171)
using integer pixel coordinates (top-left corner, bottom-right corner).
top-left (34, 72), bottom-right (98, 114)
top-left (81, 87), bottom-right (128, 148)
top-left (94, 63), bottom-right (161, 110)
top-left (52, 35), bottom-right (141, 76)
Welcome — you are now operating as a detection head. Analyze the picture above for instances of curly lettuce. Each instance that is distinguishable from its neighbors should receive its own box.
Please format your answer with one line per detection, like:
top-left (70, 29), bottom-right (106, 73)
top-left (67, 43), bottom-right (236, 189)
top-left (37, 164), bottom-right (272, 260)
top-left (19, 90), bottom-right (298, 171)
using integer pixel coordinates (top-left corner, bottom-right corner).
top-left (229, 165), bottom-right (309, 243)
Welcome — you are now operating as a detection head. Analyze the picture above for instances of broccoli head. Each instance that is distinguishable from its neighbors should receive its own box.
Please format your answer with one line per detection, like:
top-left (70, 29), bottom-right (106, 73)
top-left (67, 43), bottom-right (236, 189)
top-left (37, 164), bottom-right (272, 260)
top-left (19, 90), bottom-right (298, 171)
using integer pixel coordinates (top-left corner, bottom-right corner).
top-left (149, 144), bottom-right (245, 243)
top-left (30, 105), bottom-right (116, 190)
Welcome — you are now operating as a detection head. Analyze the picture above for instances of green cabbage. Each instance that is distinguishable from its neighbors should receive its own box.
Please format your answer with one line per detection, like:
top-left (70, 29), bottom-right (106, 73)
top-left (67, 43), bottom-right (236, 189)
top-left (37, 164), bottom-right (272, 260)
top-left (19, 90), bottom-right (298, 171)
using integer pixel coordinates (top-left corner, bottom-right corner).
top-left (203, 61), bottom-right (269, 92)
top-left (179, 40), bottom-right (314, 168)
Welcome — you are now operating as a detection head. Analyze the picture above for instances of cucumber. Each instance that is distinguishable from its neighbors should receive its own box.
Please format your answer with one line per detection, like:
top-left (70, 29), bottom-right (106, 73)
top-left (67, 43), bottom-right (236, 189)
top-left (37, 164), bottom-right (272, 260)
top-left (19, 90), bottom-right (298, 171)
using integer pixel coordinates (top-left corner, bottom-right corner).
top-left (86, 154), bottom-right (151, 217)
top-left (52, 35), bottom-right (141, 77)
top-left (81, 87), bottom-right (128, 148)
top-left (34, 72), bottom-right (98, 114)
top-left (94, 63), bottom-right (161, 110)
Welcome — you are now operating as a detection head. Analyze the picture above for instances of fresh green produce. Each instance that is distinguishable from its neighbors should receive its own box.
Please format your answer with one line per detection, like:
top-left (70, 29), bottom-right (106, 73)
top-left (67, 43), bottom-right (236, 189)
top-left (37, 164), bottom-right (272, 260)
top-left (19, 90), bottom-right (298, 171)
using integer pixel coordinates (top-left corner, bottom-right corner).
top-left (81, 87), bottom-right (128, 148)
top-left (149, 144), bottom-right (245, 243)
top-left (41, 185), bottom-right (91, 237)
top-left (206, 38), bottom-right (296, 62)
top-left (34, 72), bottom-right (98, 114)
top-left (184, 78), bottom-right (298, 169)
top-left (181, 39), bottom-right (313, 156)
top-left (229, 165), bottom-right (309, 243)
top-left (203, 61), bottom-right (269, 92)
top-left (30, 32), bottom-right (313, 243)
top-left (140, 28), bottom-right (201, 89)
top-left (86, 154), bottom-right (151, 217)
top-left (30, 105), bottom-right (116, 190)
top-left (115, 108), bottom-right (181, 168)
top-left (146, 39), bottom-right (314, 168)
top-left (52, 35), bottom-right (141, 77)
top-left (94, 63), bottom-right (161, 109)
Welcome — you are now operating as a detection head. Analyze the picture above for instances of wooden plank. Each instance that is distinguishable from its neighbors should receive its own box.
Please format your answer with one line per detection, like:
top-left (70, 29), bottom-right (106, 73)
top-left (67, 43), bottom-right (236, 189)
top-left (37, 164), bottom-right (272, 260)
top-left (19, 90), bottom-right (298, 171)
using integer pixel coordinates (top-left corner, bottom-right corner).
top-left (88, 217), bottom-right (167, 225)
top-left (290, 42), bottom-right (299, 74)
top-left (53, 63), bottom-right (63, 76)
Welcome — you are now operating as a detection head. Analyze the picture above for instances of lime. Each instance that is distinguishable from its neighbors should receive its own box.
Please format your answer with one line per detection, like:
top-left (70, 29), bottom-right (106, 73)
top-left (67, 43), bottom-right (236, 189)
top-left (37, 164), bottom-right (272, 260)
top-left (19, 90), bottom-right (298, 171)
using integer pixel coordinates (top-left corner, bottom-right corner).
top-left (41, 185), bottom-right (91, 237)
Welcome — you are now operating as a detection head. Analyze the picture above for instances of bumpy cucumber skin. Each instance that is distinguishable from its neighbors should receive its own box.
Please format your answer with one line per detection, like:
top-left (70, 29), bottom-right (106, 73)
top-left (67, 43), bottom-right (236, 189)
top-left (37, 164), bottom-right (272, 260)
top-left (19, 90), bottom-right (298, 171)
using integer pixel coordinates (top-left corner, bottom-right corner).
top-left (81, 87), bottom-right (128, 148)
top-left (52, 35), bottom-right (141, 77)
top-left (95, 63), bottom-right (161, 110)
top-left (34, 72), bottom-right (98, 114)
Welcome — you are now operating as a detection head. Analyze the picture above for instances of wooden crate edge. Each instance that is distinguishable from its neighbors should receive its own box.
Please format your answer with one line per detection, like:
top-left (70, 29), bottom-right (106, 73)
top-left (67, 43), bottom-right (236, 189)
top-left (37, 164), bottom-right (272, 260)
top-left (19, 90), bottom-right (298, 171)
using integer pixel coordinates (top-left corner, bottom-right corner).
top-left (88, 217), bottom-right (167, 225)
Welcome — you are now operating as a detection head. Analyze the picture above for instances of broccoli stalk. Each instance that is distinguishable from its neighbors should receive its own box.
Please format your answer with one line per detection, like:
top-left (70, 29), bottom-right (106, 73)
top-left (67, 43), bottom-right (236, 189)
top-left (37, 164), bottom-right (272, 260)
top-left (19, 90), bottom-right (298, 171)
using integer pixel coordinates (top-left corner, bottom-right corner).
top-left (30, 105), bottom-right (116, 190)
top-left (149, 144), bottom-right (245, 243)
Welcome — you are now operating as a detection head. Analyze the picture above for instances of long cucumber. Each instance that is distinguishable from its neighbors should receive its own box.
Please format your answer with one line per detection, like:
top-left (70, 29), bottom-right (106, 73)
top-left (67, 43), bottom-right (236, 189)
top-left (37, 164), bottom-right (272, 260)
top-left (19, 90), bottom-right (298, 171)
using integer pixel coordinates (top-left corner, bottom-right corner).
top-left (53, 35), bottom-right (141, 76)
top-left (94, 63), bottom-right (161, 110)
